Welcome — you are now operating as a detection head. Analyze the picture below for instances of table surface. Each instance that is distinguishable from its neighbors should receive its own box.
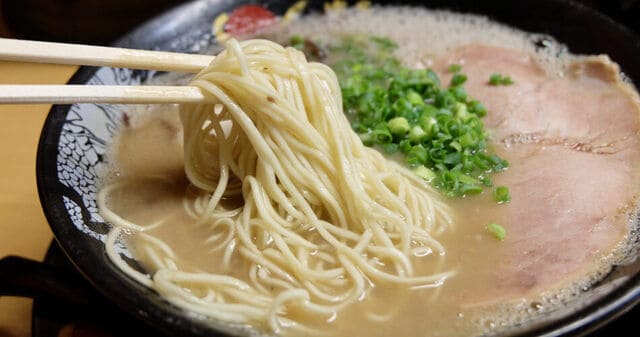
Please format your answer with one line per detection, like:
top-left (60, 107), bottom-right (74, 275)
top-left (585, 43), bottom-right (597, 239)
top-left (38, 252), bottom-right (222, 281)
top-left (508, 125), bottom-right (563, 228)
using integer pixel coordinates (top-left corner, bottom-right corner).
top-left (0, 61), bottom-right (76, 337)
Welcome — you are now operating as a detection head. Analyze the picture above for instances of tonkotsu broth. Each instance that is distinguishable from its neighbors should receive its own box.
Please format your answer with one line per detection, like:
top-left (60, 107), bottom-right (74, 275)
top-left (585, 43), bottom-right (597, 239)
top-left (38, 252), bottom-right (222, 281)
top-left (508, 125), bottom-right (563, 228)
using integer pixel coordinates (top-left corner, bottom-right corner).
top-left (106, 109), bottom-right (513, 336)
top-left (101, 6), bottom-right (640, 337)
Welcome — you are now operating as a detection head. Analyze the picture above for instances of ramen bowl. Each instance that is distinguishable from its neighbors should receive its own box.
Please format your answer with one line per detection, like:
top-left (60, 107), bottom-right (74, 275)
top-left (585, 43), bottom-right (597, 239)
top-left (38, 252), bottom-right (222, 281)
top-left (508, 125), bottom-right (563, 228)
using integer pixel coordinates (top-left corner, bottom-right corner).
top-left (36, 1), bottom-right (640, 336)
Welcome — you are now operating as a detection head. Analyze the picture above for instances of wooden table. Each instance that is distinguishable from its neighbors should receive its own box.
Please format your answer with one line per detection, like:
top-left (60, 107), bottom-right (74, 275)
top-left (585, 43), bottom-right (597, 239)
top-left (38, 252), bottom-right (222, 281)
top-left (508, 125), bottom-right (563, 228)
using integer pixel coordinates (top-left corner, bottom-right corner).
top-left (0, 61), bottom-right (77, 337)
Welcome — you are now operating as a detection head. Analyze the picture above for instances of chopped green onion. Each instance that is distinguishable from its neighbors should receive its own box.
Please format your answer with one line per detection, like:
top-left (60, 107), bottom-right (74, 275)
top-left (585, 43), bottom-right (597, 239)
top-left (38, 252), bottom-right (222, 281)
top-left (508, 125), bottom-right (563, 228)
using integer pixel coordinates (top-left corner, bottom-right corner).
top-left (454, 102), bottom-right (469, 120)
top-left (387, 117), bottom-right (411, 136)
top-left (450, 73), bottom-right (468, 86)
top-left (413, 165), bottom-right (436, 182)
top-left (323, 34), bottom-right (509, 198)
top-left (457, 173), bottom-right (480, 185)
top-left (370, 36), bottom-right (397, 49)
top-left (493, 186), bottom-right (511, 204)
top-left (450, 85), bottom-right (468, 101)
top-left (489, 73), bottom-right (514, 86)
top-left (407, 145), bottom-right (429, 166)
top-left (487, 223), bottom-right (506, 241)
top-left (406, 90), bottom-right (424, 106)
top-left (358, 132), bottom-right (374, 146)
top-left (409, 125), bottom-right (428, 144)
top-left (371, 123), bottom-right (392, 143)
top-left (447, 64), bottom-right (462, 73)
top-left (419, 115), bottom-right (437, 134)
top-left (460, 184), bottom-right (483, 195)
top-left (398, 139), bottom-right (412, 153)
top-left (489, 73), bottom-right (502, 85)
top-left (448, 141), bottom-right (462, 152)
top-left (289, 35), bottom-right (305, 50)
top-left (382, 142), bottom-right (399, 154)
top-left (468, 100), bottom-right (487, 117)
top-left (501, 76), bottom-right (514, 85)
top-left (459, 132), bottom-right (475, 148)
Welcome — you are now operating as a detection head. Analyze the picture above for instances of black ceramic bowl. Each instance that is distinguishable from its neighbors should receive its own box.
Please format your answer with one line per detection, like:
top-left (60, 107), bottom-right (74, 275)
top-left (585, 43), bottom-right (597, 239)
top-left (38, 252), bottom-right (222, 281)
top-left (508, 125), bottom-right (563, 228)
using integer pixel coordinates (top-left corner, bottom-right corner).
top-left (36, 1), bottom-right (640, 336)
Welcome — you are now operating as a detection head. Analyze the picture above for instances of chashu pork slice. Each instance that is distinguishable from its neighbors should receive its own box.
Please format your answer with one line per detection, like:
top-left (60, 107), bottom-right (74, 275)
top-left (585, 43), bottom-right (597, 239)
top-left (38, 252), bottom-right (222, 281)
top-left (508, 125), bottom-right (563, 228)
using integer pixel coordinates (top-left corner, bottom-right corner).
top-left (436, 45), bottom-right (640, 299)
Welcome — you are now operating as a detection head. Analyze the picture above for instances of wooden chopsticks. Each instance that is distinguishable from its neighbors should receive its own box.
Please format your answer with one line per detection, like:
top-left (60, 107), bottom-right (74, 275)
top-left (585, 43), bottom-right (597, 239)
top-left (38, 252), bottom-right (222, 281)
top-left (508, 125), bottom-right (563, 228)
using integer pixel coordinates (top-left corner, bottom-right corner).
top-left (0, 38), bottom-right (213, 73)
top-left (0, 38), bottom-right (217, 104)
top-left (0, 85), bottom-right (215, 104)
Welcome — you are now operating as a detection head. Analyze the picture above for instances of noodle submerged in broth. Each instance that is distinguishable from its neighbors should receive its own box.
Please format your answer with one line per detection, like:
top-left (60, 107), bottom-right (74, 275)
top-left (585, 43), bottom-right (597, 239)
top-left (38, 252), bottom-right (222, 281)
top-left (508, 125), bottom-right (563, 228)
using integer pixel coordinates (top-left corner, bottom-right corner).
top-left (99, 6), bottom-right (640, 337)
top-left (101, 38), bottom-right (454, 334)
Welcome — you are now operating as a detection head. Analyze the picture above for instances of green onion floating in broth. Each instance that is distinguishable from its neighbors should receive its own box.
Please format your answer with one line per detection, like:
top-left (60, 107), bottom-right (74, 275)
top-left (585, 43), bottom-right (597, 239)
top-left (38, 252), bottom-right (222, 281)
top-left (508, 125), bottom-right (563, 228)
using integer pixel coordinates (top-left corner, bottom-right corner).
top-left (488, 73), bottom-right (514, 85)
top-left (493, 186), bottom-right (511, 204)
top-left (487, 223), bottom-right (507, 241)
top-left (289, 35), bottom-right (509, 199)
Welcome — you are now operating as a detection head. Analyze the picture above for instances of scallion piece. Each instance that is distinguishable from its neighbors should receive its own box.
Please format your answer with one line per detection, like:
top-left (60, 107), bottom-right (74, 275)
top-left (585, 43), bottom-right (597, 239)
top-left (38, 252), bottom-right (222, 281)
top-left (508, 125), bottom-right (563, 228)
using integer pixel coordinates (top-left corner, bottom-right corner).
top-left (489, 73), bottom-right (514, 86)
top-left (398, 139), bottom-right (412, 153)
top-left (371, 123), bottom-right (392, 144)
top-left (487, 223), bottom-right (506, 241)
top-left (358, 132), bottom-right (374, 146)
top-left (493, 186), bottom-right (511, 204)
top-left (468, 100), bottom-right (487, 117)
top-left (406, 91), bottom-right (424, 106)
top-left (382, 143), bottom-right (399, 154)
top-left (489, 73), bottom-right (502, 85)
top-left (407, 145), bottom-right (429, 166)
top-left (450, 73), bottom-right (467, 86)
top-left (413, 165), bottom-right (436, 182)
top-left (448, 64), bottom-right (462, 73)
top-left (387, 117), bottom-right (411, 136)
top-left (409, 125), bottom-right (428, 144)
top-left (289, 35), bottom-right (305, 50)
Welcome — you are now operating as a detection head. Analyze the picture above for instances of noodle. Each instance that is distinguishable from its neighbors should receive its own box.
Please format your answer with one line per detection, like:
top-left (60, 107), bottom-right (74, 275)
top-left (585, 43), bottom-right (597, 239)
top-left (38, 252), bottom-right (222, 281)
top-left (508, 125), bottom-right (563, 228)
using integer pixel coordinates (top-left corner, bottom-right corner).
top-left (99, 38), bottom-right (453, 333)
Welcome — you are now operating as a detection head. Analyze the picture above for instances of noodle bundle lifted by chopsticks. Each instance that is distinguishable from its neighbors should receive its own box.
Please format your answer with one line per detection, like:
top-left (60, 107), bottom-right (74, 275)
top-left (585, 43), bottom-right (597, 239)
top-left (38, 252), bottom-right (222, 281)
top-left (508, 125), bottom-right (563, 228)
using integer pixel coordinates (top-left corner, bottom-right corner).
top-left (102, 38), bottom-right (453, 333)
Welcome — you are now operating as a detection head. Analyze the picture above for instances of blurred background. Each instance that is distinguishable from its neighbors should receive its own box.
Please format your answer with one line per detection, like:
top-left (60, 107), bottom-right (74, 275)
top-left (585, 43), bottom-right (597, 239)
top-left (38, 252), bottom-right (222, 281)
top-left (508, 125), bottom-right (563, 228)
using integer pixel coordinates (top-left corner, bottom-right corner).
top-left (0, 0), bottom-right (186, 43)
top-left (0, 0), bottom-right (638, 44)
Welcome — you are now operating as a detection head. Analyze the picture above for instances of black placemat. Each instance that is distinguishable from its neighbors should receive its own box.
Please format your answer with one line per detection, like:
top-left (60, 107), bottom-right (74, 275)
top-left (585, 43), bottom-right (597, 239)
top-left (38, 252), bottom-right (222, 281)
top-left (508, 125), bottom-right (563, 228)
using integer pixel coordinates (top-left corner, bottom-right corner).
top-left (31, 242), bottom-right (167, 337)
